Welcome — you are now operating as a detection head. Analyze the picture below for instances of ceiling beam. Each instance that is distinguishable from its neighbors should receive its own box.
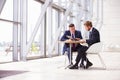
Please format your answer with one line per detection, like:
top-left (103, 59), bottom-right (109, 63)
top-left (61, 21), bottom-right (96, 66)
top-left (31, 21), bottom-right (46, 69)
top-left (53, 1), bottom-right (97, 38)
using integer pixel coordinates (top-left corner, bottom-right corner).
top-left (35, 0), bottom-right (65, 12)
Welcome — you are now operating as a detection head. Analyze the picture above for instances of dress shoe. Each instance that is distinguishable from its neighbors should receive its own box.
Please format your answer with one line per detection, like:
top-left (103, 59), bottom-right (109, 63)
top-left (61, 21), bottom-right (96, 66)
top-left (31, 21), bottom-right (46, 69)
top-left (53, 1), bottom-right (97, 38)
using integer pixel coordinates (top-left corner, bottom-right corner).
top-left (85, 62), bottom-right (93, 69)
top-left (69, 64), bottom-right (78, 69)
top-left (70, 62), bottom-right (73, 65)
top-left (80, 63), bottom-right (85, 69)
top-left (67, 63), bottom-right (73, 67)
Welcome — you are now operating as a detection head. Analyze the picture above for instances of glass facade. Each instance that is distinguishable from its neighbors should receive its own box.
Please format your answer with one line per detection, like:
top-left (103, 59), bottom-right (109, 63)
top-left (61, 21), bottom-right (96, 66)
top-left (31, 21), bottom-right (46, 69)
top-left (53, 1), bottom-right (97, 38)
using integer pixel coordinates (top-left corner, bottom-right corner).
top-left (0, 0), bottom-right (103, 62)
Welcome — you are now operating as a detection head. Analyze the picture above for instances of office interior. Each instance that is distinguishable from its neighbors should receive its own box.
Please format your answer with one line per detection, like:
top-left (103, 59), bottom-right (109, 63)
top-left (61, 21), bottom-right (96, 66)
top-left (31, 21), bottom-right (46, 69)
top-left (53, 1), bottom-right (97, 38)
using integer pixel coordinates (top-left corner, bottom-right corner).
top-left (0, 0), bottom-right (120, 80)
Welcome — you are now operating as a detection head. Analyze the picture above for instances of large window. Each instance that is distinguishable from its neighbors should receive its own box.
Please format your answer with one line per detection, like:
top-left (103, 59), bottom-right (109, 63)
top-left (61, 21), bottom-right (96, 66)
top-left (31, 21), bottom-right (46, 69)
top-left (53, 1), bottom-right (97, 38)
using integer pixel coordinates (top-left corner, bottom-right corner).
top-left (0, 0), bottom-right (13, 20)
top-left (0, 21), bottom-right (13, 63)
top-left (0, 0), bottom-right (13, 63)
top-left (27, 0), bottom-right (42, 41)
top-left (0, 0), bottom-right (71, 61)
top-left (52, 9), bottom-right (59, 42)
top-left (27, 0), bottom-right (43, 58)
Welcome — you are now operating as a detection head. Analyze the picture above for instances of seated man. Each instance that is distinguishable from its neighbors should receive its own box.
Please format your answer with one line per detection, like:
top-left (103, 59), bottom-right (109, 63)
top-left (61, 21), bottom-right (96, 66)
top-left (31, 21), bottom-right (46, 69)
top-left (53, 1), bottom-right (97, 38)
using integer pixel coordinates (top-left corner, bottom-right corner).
top-left (60, 23), bottom-right (82, 65)
top-left (69, 21), bottom-right (100, 69)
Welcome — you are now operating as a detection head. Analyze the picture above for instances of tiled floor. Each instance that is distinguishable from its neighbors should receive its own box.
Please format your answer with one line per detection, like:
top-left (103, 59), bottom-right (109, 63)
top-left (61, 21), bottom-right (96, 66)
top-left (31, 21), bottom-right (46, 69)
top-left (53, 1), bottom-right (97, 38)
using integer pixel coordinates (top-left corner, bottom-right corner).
top-left (0, 52), bottom-right (120, 80)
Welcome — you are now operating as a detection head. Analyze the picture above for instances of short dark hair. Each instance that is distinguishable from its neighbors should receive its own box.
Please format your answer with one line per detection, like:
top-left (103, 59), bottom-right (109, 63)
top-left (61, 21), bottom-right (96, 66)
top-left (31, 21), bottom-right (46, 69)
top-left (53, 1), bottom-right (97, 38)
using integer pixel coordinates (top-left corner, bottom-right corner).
top-left (69, 23), bottom-right (75, 27)
top-left (84, 21), bottom-right (92, 27)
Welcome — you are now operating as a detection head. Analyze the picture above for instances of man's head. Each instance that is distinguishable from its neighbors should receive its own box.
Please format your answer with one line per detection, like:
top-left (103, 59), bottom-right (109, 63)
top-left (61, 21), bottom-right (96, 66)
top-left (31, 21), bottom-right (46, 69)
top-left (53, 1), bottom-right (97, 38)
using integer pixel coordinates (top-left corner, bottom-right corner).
top-left (69, 23), bottom-right (75, 34)
top-left (84, 21), bottom-right (92, 31)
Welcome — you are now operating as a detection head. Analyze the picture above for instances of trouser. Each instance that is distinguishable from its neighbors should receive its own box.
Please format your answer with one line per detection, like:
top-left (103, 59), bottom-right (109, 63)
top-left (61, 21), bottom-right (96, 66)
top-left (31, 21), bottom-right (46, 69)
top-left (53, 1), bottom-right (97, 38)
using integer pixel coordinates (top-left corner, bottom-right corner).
top-left (75, 46), bottom-right (89, 65)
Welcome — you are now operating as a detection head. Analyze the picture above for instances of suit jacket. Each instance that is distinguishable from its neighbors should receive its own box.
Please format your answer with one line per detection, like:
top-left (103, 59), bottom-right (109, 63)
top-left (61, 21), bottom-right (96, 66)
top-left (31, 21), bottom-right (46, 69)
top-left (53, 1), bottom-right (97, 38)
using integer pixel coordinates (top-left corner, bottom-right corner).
top-left (60, 30), bottom-right (82, 54)
top-left (86, 27), bottom-right (100, 47)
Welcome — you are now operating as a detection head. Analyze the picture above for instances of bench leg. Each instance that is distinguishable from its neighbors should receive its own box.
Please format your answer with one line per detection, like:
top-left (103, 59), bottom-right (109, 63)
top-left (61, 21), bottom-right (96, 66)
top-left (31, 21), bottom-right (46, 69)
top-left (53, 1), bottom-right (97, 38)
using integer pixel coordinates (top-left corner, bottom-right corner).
top-left (98, 53), bottom-right (106, 69)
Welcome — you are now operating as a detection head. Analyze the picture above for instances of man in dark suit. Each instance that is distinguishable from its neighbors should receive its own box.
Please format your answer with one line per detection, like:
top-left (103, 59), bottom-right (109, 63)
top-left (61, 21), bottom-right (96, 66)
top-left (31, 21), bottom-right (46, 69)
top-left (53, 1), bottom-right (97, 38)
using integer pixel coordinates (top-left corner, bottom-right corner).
top-left (60, 23), bottom-right (83, 65)
top-left (69, 21), bottom-right (100, 69)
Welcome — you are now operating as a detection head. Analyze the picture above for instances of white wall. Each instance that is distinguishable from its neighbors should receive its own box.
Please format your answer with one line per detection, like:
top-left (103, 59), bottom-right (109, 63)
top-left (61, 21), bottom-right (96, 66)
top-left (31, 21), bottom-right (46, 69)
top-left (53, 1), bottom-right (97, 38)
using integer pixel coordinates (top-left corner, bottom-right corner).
top-left (101, 0), bottom-right (120, 51)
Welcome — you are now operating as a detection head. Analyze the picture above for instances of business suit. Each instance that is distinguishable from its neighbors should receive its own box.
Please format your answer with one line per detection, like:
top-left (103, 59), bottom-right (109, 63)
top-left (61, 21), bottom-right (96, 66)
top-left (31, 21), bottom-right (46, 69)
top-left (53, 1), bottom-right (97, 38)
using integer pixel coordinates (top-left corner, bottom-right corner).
top-left (60, 30), bottom-right (83, 63)
top-left (75, 27), bottom-right (100, 68)
top-left (86, 27), bottom-right (100, 46)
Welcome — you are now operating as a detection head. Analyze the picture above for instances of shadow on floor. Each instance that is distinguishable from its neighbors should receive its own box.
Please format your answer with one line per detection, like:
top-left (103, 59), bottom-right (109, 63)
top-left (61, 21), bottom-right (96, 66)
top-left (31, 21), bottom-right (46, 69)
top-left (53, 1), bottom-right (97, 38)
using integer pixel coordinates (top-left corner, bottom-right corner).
top-left (0, 70), bottom-right (28, 78)
top-left (83, 67), bottom-right (120, 71)
top-left (87, 67), bottom-right (106, 70)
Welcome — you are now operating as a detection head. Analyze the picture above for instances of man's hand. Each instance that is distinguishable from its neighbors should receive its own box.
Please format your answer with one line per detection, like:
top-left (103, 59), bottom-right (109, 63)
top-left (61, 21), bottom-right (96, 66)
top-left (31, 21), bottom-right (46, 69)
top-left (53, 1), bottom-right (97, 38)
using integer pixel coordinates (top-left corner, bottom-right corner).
top-left (80, 39), bottom-right (86, 43)
top-left (65, 39), bottom-right (72, 41)
top-left (65, 39), bottom-right (73, 43)
top-left (75, 38), bottom-right (81, 41)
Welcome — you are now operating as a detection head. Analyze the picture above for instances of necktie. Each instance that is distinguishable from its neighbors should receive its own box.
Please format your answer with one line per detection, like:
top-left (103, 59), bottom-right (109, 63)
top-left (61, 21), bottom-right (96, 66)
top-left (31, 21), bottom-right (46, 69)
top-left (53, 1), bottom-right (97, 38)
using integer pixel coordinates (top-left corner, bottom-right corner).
top-left (72, 34), bottom-right (75, 39)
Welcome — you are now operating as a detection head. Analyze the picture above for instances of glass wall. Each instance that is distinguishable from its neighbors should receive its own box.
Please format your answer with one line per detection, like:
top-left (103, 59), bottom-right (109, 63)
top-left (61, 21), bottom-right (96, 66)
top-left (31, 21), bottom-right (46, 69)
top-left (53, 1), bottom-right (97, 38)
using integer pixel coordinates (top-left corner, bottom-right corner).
top-left (27, 0), bottom-right (64, 58)
top-left (27, 0), bottom-right (43, 58)
top-left (0, 21), bottom-right (13, 63)
top-left (0, 0), bottom-right (13, 20)
top-left (0, 0), bottom-right (98, 62)
top-left (52, 9), bottom-right (59, 44)
top-left (0, 0), bottom-right (13, 63)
